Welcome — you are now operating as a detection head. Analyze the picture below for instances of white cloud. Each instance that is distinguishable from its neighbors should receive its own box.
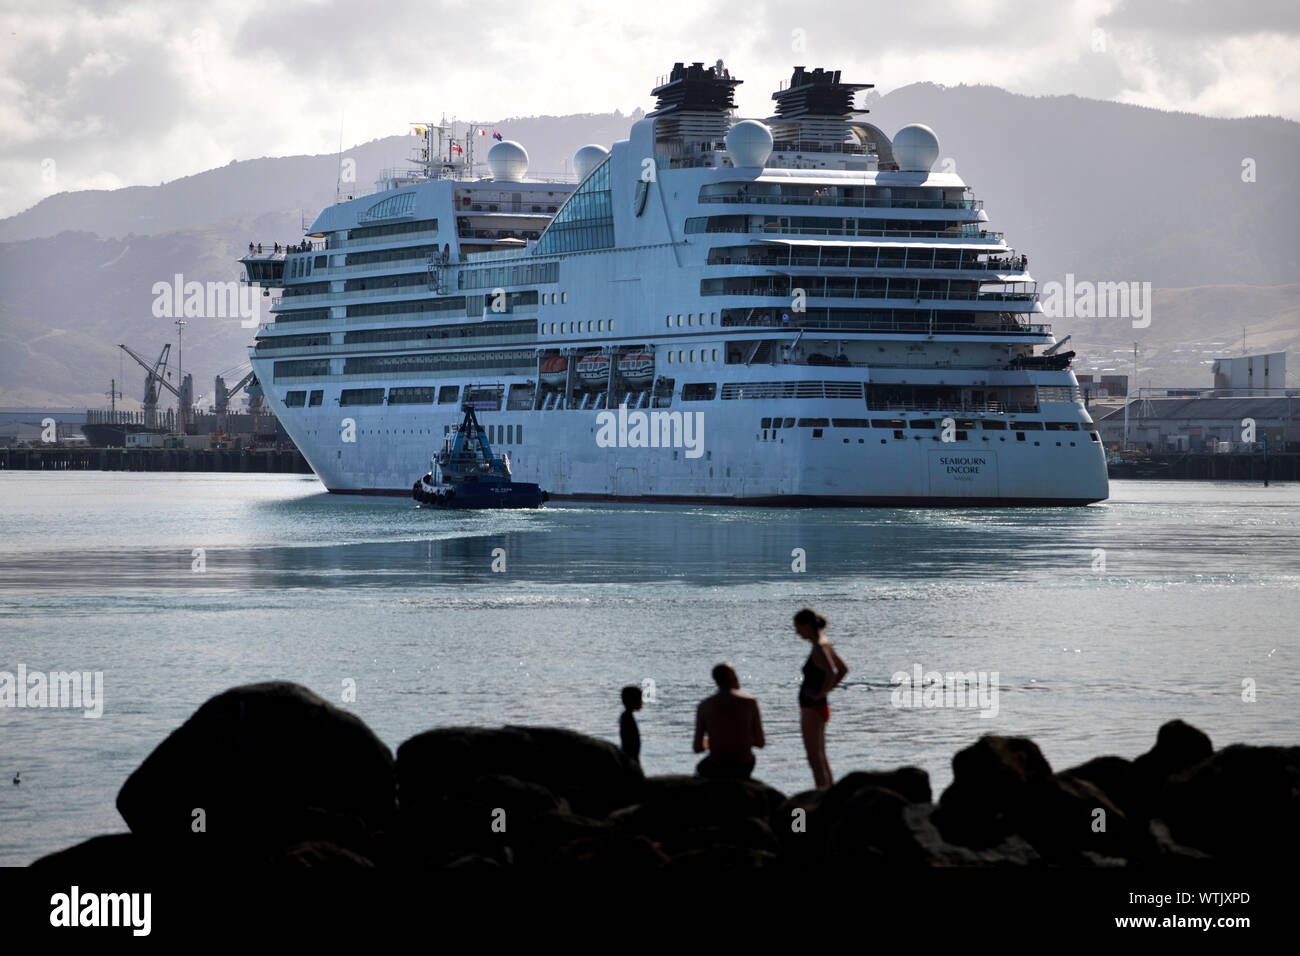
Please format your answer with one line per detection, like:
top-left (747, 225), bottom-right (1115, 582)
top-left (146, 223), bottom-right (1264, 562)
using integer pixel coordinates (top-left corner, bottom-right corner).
top-left (0, 0), bottom-right (1296, 218)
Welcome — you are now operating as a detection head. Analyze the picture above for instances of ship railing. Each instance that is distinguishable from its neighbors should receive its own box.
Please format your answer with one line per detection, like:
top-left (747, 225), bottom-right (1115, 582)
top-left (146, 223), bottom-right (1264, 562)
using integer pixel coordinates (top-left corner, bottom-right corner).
top-left (704, 286), bottom-right (1038, 303)
top-left (706, 254), bottom-right (1026, 273)
top-left (865, 400), bottom-right (1040, 414)
top-left (696, 224), bottom-right (1003, 241)
top-left (719, 315), bottom-right (1050, 335)
top-left (699, 195), bottom-right (981, 210)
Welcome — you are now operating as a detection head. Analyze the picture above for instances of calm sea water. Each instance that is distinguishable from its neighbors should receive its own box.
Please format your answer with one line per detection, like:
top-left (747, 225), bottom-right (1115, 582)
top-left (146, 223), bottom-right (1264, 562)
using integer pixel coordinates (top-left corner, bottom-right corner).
top-left (1, 472), bottom-right (1297, 865)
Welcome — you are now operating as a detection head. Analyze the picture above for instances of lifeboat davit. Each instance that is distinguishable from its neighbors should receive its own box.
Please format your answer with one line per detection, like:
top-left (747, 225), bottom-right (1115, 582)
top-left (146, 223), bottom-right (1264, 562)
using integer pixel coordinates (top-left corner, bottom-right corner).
top-left (617, 352), bottom-right (654, 383)
top-left (576, 354), bottom-right (611, 383)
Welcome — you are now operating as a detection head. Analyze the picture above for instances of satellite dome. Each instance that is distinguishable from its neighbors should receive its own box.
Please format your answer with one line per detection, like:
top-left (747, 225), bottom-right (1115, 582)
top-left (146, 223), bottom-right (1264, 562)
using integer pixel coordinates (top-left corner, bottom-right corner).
top-left (573, 144), bottom-right (609, 181)
top-left (487, 140), bottom-right (529, 181)
top-left (726, 120), bottom-right (773, 168)
top-left (892, 124), bottom-right (939, 172)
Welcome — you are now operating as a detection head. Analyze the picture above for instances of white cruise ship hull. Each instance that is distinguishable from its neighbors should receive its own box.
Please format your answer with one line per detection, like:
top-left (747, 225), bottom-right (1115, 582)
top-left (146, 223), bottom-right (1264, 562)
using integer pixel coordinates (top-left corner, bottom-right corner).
top-left (258, 374), bottom-right (1108, 505)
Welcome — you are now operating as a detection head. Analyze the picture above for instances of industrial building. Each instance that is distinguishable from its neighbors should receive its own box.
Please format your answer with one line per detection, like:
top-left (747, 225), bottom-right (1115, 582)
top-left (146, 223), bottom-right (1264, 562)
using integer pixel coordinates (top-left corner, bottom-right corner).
top-left (1096, 395), bottom-right (1299, 452)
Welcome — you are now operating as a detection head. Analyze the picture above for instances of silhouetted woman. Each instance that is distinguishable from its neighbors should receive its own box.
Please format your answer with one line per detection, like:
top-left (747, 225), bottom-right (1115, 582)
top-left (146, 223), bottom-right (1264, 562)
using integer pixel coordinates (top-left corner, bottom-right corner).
top-left (794, 608), bottom-right (849, 789)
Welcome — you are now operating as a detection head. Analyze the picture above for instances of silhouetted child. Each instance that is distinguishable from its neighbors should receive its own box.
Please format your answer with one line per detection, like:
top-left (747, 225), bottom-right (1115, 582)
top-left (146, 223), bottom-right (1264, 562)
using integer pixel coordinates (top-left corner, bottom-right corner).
top-left (620, 685), bottom-right (643, 763)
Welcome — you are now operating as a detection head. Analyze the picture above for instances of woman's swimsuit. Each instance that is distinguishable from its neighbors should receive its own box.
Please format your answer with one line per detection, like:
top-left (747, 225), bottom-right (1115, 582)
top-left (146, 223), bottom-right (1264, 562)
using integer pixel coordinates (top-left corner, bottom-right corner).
top-left (800, 648), bottom-right (831, 721)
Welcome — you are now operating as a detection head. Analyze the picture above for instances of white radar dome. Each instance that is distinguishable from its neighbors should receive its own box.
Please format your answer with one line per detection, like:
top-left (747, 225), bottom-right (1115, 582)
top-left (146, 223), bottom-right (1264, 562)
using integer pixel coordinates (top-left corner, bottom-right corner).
top-left (573, 144), bottom-right (609, 181)
top-left (726, 120), bottom-right (773, 168)
top-left (488, 140), bottom-right (529, 182)
top-left (892, 124), bottom-right (939, 172)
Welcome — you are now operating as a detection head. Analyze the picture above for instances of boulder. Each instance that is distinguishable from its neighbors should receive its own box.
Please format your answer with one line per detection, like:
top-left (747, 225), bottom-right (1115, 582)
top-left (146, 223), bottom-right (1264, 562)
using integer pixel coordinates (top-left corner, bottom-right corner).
top-left (116, 682), bottom-right (395, 858)
top-left (935, 735), bottom-right (1140, 862)
top-left (397, 726), bottom-right (643, 821)
top-left (607, 775), bottom-right (787, 857)
top-left (1158, 744), bottom-right (1300, 860)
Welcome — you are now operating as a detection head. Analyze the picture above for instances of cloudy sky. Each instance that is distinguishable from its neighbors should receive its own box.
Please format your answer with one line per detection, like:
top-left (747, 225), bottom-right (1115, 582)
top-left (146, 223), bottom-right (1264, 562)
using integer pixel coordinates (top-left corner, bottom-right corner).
top-left (1, 0), bottom-right (1297, 218)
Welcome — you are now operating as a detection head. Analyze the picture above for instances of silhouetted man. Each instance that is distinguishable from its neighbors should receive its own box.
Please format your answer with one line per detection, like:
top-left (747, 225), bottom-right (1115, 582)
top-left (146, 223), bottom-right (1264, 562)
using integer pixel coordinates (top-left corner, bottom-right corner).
top-left (693, 663), bottom-right (765, 780)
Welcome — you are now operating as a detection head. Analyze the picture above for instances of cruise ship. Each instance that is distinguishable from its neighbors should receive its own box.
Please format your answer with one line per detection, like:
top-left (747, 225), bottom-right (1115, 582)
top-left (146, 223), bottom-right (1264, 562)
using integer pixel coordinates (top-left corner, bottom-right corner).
top-left (241, 62), bottom-right (1109, 505)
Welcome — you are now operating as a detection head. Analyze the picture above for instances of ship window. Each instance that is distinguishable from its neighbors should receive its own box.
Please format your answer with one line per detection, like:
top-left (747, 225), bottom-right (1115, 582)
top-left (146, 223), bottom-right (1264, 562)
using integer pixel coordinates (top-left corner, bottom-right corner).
top-left (712, 349), bottom-right (718, 361)
top-left (832, 418), bottom-right (870, 428)
top-left (533, 155), bottom-right (614, 254)
top-left (1011, 421), bottom-right (1043, 430)
top-left (284, 391), bottom-right (307, 407)
top-left (667, 352), bottom-right (674, 364)
top-left (562, 293), bottom-right (568, 304)
top-left (893, 430), bottom-right (904, 439)
top-left (761, 417), bottom-right (772, 429)
top-left (910, 419), bottom-right (937, 429)
top-left (308, 390), bottom-right (323, 407)
top-left (1045, 422), bottom-right (1080, 431)
top-left (508, 425), bottom-right (515, 444)
top-left (783, 418), bottom-right (795, 428)
top-left (518, 425), bottom-right (524, 443)
top-left (677, 315), bottom-right (683, 326)
top-left (690, 349), bottom-right (697, 362)
top-left (339, 388), bottom-right (384, 406)
top-left (438, 385), bottom-right (460, 404)
top-left (389, 387), bottom-right (437, 404)
top-left (609, 319), bottom-right (615, 331)
top-left (666, 316), bottom-right (672, 328)
top-left (688, 314), bottom-right (695, 325)
top-left (872, 419), bottom-right (905, 428)
top-left (981, 420), bottom-right (1006, 430)
top-left (798, 418), bottom-right (830, 427)
top-left (812, 429), bottom-right (823, 438)
top-left (682, 383), bottom-right (716, 401)
top-left (1016, 432), bottom-right (1026, 441)
top-left (598, 320), bottom-right (605, 332)
top-left (711, 312), bottom-right (717, 323)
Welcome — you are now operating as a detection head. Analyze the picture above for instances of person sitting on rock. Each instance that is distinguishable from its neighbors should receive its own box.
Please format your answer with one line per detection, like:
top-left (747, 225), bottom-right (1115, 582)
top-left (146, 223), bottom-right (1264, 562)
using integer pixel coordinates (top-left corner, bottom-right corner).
top-left (693, 663), bottom-right (765, 780)
top-left (620, 685), bottom-right (642, 764)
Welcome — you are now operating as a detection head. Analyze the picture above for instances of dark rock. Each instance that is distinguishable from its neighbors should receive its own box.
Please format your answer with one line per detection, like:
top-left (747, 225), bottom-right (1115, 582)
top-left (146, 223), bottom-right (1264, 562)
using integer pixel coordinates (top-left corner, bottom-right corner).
top-left (1158, 744), bottom-right (1300, 860)
top-left (936, 735), bottom-right (1141, 862)
top-left (269, 840), bottom-right (376, 868)
top-left (608, 775), bottom-right (786, 856)
top-left (30, 833), bottom-right (153, 875)
top-left (1135, 720), bottom-right (1213, 783)
top-left (397, 726), bottom-right (643, 820)
top-left (1063, 722), bottom-right (1214, 825)
top-left (116, 682), bottom-right (395, 858)
top-left (549, 833), bottom-right (669, 867)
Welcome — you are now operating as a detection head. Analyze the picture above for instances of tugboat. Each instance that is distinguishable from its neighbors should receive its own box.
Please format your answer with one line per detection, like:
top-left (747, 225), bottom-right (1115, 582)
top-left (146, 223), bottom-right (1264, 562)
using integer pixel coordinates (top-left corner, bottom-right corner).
top-left (412, 403), bottom-right (548, 509)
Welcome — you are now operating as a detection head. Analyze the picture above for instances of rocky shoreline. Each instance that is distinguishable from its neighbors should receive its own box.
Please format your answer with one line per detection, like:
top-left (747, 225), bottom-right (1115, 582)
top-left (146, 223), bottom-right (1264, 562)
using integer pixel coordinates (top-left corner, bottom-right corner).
top-left (31, 682), bottom-right (1299, 869)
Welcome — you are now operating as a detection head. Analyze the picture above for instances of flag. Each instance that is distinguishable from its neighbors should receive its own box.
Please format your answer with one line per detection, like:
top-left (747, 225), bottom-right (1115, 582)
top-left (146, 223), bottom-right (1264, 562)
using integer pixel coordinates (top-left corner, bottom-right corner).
top-left (493, 131), bottom-right (503, 141)
top-left (450, 144), bottom-right (462, 152)
top-left (414, 126), bottom-right (426, 134)
top-left (477, 129), bottom-right (486, 136)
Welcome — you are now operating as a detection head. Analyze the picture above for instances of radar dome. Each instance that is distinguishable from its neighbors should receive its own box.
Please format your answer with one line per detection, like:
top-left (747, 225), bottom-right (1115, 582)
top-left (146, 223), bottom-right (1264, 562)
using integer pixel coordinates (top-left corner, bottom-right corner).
top-left (726, 120), bottom-right (773, 168)
top-left (488, 140), bottom-right (529, 182)
top-left (892, 124), bottom-right (939, 172)
top-left (573, 144), bottom-right (609, 181)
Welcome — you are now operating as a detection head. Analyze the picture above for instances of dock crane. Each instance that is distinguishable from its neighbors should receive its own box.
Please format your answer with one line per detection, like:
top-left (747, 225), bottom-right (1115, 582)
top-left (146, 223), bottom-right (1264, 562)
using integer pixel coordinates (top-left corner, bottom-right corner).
top-left (118, 343), bottom-right (173, 427)
top-left (119, 342), bottom-right (195, 428)
top-left (214, 364), bottom-right (265, 420)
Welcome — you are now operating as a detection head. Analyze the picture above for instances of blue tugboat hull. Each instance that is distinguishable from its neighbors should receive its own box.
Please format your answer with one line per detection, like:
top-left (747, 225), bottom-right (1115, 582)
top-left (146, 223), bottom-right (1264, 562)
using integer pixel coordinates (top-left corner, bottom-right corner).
top-left (414, 481), bottom-right (548, 509)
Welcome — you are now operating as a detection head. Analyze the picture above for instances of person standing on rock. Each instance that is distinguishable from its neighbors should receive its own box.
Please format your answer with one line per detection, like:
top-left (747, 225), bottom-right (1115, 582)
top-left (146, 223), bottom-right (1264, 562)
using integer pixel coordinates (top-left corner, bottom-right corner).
top-left (620, 685), bottom-right (643, 764)
top-left (693, 663), bottom-right (765, 780)
top-left (794, 608), bottom-right (849, 789)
